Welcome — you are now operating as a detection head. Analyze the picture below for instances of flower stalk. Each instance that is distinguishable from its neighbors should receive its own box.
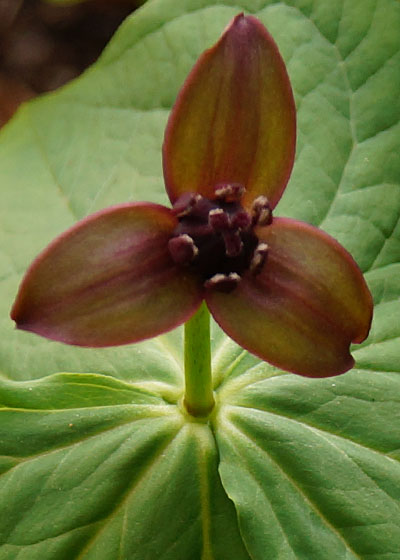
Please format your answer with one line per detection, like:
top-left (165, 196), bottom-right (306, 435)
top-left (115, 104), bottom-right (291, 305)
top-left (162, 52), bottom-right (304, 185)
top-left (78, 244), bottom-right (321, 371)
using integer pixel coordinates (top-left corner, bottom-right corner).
top-left (183, 302), bottom-right (214, 417)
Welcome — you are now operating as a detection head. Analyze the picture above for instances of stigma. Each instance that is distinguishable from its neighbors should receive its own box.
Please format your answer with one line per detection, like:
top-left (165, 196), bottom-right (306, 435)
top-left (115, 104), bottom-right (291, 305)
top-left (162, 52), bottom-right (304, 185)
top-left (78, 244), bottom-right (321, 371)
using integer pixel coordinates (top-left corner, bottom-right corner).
top-left (168, 184), bottom-right (272, 292)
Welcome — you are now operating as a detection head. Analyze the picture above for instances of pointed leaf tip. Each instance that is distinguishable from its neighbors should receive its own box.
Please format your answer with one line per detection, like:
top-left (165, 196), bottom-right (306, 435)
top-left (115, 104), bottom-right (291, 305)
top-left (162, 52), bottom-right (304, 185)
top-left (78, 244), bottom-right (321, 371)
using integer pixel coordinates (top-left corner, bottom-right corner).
top-left (163, 14), bottom-right (296, 209)
top-left (12, 203), bottom-right (203, 347)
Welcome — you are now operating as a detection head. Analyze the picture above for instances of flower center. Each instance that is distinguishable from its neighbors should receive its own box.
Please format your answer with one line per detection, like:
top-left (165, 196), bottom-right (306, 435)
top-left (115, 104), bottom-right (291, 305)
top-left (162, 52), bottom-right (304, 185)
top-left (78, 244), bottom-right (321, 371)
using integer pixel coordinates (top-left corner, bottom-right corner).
top-left (168, 183), bottom-right (272, 292)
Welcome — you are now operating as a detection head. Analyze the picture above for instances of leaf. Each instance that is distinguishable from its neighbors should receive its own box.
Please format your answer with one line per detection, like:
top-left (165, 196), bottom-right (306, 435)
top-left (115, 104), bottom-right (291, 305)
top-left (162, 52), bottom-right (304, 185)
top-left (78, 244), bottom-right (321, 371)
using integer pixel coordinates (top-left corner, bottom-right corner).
top-left (0, 0), bottom-right (399, 558)
top-left (0, 374), bottom-right (249, 559)
top-left (215, 368), bottom-right (400, 559)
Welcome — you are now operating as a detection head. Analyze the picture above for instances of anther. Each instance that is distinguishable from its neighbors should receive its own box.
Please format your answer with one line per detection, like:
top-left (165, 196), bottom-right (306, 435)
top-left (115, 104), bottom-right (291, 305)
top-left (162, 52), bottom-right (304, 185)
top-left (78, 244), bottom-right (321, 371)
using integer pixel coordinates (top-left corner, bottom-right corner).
top-left (222, 231), bottom-right (243, 257)
top-left (214, 183), bottom-right (245, 202)
top-left (172, 192), bottom-right (202, 218)
top-left (209, 208), bottom-right (230, 231)
top-left (250, 242), bottom-right (269, 275)
top-left (204, 272), bottom-right (241, 293)
top-left (231, 210), bottom-right (251, 230)
top-left (168, 234), bottom-right (199, 265)
top-left (223, 231), bottom-right (243, 257)
top-left (251, 196), bottom-right (272, 226)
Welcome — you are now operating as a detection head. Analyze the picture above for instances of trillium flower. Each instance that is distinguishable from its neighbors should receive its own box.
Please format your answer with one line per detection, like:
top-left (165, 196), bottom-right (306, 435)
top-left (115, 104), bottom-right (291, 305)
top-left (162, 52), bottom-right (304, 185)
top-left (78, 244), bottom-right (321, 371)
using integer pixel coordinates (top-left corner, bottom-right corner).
top-left (11, 14), bottom-right (373, 377)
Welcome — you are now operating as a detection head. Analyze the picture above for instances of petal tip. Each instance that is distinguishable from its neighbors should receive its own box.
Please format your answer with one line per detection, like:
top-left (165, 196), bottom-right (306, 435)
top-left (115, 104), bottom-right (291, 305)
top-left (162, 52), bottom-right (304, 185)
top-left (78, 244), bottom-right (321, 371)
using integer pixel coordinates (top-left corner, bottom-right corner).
top-left (10, 298), bottom-right (26, 329)
top-left (224, 13), bottom-right (265, 35)
top-left (297, 354), bottom-right (355, 379)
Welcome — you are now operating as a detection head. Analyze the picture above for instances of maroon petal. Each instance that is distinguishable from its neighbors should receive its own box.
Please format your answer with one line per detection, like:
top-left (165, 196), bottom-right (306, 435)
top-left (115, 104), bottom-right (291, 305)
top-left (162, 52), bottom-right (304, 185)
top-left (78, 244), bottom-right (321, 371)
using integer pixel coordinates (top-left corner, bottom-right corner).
top-left (206, 218), bottom-right (373, 377)
top-left (11, 203), bottom-right (203, 346)
top-left (163, 14), bottom-right (296, 209)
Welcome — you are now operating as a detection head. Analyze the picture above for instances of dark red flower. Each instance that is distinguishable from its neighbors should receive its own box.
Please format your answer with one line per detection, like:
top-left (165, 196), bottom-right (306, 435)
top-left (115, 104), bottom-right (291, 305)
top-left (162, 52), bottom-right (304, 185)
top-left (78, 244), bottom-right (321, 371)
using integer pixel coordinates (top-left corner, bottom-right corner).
top-left (11, 14), bottom-right (373, 377)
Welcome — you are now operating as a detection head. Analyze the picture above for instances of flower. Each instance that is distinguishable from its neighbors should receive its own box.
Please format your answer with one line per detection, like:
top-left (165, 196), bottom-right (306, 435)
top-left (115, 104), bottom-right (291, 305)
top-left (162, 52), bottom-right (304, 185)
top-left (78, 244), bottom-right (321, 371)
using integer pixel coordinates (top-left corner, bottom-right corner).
top-left (11, 14), bottom-right (373, 377)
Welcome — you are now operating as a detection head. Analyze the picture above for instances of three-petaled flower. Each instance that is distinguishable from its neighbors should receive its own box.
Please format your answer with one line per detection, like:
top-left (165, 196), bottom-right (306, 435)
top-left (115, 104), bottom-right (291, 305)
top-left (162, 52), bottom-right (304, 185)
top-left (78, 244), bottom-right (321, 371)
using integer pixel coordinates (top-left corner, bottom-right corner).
top-left (11, 14), bottom-right (373, 377)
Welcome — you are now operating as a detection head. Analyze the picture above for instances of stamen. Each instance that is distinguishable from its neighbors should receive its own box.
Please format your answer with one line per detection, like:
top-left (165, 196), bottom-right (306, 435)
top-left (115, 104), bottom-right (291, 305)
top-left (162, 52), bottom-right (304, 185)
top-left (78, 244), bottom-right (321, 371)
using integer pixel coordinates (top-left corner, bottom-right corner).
top-left (168, 234), bottom-right (199, 265)
top-left (173, 193), bottom-right (202, 217)
top-left (223, 231), bottom-right (243, 257)
top-left (251, 196), bottom-right (272, 226)
top-left (231, 210), bottom-right (251, 230)
top-left (250, 242), bottom-right (269, 274)
top-left (204, 272), bottom-right (241, 293)
top-left (214, 183), bottom-right (245, 202)
top-left (190, 196), bottom-right (216, 220)
top-left (209, 208), bottom-right (230, 231)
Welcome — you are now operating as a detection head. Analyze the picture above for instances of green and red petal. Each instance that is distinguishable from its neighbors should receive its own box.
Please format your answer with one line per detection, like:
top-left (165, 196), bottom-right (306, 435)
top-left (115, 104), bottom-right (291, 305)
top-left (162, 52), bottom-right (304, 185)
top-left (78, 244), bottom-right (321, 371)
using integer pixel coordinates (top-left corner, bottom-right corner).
top-left (206, 218), bottom-right (373, 377)
top-left (163, 13), bottom-right (296, 210)
top-left (11, 203), bottom-right (203, 346)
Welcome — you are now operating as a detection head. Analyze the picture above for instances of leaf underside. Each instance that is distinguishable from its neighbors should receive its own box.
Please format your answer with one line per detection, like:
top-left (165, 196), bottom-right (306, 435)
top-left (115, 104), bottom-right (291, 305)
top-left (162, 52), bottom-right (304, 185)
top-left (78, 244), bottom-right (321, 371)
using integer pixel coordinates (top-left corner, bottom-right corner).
top-left (0, 0), bottom-right (399, 558)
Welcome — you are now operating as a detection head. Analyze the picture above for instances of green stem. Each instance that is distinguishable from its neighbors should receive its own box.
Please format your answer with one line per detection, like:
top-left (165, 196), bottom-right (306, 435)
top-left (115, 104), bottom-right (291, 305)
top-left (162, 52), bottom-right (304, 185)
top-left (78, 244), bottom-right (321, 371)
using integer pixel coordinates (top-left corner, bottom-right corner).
top-left (184, 302), bottom-right (215, 417)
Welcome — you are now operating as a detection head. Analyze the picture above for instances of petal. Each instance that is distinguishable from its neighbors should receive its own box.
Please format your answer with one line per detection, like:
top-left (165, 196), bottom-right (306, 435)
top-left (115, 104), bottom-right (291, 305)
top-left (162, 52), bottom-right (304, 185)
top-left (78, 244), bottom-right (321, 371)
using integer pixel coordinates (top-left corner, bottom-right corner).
top-left (11, 203), bottom-right (203, 347)
top-left (163, 13), bottom-right (296, 209)
top-left (206, 218), bottom-right (373, 377)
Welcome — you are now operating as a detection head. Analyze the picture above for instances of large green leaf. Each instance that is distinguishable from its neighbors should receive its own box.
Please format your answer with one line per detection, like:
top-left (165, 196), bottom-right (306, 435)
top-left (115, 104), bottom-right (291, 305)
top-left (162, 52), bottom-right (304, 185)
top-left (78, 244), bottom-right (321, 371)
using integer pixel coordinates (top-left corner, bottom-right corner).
top-left (0, 374), bottom-right (249, 559)
top-left (0, 0), bottom-right (399, 558)
top-left (215, 368), bottom-right (400, 558)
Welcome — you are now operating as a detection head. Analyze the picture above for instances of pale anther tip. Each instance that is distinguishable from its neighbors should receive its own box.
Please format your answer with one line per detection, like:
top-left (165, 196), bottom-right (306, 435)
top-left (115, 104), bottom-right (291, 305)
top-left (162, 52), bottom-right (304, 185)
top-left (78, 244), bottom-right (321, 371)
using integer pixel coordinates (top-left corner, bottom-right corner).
top-left (168, 234), bottom-right (198, 265)
top-left (252, 196), bottom-right (272, 226)
top-left (250, 243), bottom-right (269, 275)
top-left (214, 183), bottom-right (245, 202)
top-left (209, 208), bottom-right (230, 231)
top-left (204, 272), bottom-right (241, 293)
top-left (257, 242), bottom-right (269, 253)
